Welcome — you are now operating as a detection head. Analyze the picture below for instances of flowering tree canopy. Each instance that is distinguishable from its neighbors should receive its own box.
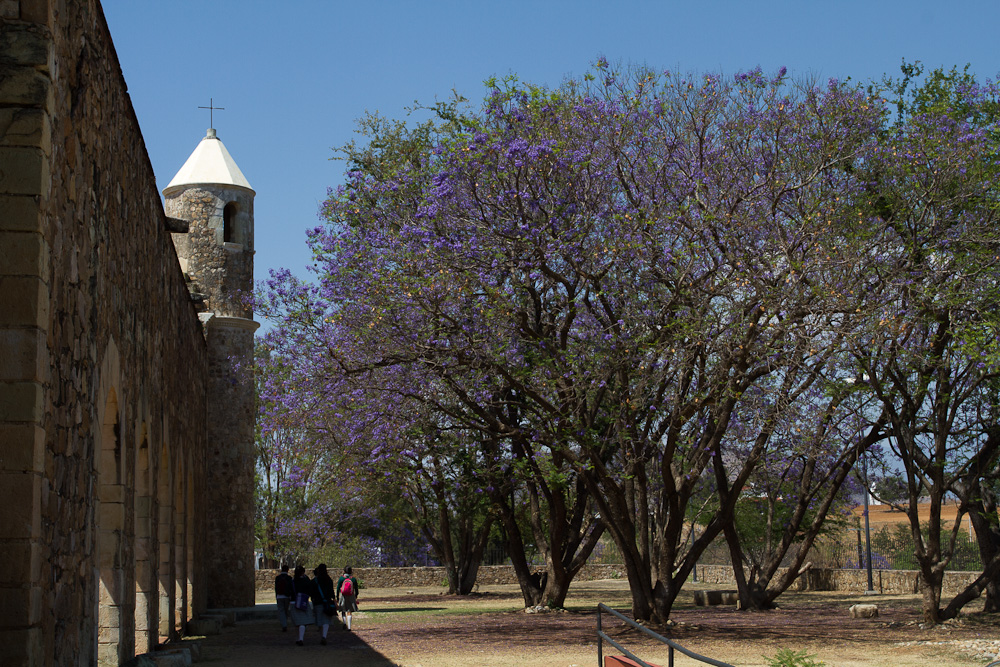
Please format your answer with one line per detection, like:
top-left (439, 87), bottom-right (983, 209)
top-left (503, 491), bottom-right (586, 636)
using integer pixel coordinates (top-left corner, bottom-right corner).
top-left (261, 60), bottom-right (1000, 623)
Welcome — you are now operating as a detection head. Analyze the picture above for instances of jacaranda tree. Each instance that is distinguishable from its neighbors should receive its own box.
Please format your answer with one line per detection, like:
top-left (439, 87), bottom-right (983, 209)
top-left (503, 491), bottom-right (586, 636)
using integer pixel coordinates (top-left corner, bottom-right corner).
top-left (854, 63), bottom-right (1000, 623)
top-left (261, 59), bottom-right (1000, 624)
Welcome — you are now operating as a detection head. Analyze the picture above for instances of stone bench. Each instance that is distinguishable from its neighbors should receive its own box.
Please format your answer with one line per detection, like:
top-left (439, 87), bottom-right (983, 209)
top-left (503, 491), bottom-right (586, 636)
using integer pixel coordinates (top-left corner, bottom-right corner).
top-left (692, 589), bottom-right (739, 606)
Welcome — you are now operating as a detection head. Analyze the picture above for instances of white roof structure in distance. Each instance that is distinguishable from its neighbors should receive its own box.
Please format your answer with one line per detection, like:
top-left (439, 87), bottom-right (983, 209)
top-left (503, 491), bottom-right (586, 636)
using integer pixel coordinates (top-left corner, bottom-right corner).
top-left (163, 128), bottom-right (254, 195)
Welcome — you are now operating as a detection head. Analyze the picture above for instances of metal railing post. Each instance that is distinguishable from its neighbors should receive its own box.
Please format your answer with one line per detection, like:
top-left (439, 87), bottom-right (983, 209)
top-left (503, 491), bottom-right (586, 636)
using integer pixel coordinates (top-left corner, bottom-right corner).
top-left (595, 603), bottom-right (733, 667)
top-left (597, 605), bottom-right (603, 667)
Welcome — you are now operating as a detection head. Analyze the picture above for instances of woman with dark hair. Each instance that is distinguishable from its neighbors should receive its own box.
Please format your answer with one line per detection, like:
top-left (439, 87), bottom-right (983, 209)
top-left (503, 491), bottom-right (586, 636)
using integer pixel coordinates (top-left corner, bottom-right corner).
top-left (337, 565), bottom-right (360, 630)
top-left (312, 563), bottom-right (336, 644)
top-left (289, 565), bottom-right (314, 645)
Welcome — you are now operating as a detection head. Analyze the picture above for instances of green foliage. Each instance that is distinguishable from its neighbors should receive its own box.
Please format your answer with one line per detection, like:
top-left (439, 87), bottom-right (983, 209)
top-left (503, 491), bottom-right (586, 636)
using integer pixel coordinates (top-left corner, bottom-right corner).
top-left (765, 648), bottom-right (826, 667)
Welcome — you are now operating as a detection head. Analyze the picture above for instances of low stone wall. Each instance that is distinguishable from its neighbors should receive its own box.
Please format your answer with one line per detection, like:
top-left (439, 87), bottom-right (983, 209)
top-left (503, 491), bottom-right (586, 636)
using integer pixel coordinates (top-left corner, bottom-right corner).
top-left (256, 564), bottom-right (626, 592)
top-left (695, 564), bottom-right (979, 596)
top-left (256, 564), bottom-right (979, 597)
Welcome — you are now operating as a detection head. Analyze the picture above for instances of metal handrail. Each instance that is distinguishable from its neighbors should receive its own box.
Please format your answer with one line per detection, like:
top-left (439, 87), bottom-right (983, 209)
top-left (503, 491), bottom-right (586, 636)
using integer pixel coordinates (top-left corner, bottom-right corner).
top-left (597, 603), bottom-right (735, 667)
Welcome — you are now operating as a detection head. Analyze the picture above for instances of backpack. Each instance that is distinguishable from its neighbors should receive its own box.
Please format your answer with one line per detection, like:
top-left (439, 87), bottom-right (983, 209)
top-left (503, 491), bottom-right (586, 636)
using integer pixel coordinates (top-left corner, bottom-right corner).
top-left (340, 577), bottom-right (355, 596)
top-left (293, 579), bottom-right (309, 610)
top-left (275, 573), bottom-right (292, 597)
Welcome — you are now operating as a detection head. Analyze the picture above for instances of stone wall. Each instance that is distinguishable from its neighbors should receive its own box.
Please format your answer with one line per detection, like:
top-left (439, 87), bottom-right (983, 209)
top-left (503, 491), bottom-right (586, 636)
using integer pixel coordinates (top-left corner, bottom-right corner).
top-left (202, 319), bottom-right (257, 608)
top-left (255, 565), bottom-right (627, 593)
top-left (166, 184), bottom-right (254, 319)
top-left (0, 1), bottom-right (211, 665)
top-left (254, 565), bottom-right (981, 598)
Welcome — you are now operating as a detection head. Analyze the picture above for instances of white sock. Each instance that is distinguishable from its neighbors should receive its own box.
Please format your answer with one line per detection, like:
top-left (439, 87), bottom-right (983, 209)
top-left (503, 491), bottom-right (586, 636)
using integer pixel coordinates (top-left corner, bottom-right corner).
top-left (321, 624), bottom-right (328, 638)
top-left (346, 615), bottom-right (351, 630)
top-left (298, 626), bottom-right (305, 641)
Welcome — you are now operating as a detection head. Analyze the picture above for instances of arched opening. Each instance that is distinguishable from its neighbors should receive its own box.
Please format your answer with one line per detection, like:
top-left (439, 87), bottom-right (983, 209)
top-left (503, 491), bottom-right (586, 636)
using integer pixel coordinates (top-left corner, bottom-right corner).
top-left (223, 202), bottom-right (238, 244)
top-left (134, 427), bottom-right (153, 653)
top-left (96, 389), bottom-right (125, 666)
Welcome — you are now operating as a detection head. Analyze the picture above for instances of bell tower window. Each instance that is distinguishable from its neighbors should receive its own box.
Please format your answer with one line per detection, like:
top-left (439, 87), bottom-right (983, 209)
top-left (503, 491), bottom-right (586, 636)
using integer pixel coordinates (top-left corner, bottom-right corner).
top-left (223, 202), bottom-right (238, 244)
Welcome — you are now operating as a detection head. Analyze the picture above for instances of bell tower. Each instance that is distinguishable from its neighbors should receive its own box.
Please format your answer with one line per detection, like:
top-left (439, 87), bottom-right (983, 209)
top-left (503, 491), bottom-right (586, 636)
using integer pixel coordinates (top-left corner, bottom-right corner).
top-left (164, 127), bottom-right (258, 608)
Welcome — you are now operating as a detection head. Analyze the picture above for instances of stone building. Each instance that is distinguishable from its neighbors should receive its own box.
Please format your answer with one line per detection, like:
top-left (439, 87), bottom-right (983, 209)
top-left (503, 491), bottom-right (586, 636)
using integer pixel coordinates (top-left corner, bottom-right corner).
top-left (0, 1), bottom-right (258, 664)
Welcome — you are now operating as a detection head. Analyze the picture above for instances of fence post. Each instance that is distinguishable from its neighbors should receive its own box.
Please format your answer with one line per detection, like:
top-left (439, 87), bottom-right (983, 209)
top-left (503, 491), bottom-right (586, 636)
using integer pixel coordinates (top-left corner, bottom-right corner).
top-left (597, 605), bottom-right (603, 667)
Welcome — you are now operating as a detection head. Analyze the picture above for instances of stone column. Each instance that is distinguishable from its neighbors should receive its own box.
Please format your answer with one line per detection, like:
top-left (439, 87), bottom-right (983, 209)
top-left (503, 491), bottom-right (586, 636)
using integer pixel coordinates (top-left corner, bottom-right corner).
top-left (204, 316), bottom-right (258, 608)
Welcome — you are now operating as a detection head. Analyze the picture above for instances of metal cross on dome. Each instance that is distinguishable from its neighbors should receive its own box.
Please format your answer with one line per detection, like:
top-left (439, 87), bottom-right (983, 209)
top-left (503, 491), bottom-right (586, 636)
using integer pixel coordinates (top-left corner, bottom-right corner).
top-left (198, 98), bottom-right (225, 128)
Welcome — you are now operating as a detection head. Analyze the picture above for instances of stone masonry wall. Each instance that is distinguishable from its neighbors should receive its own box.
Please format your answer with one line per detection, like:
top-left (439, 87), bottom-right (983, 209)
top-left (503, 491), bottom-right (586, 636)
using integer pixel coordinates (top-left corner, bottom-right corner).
top-left (167, 184), bottom-right (254, 319)
top-left (0, 1), bottom-right (210, 665)
top-left (203, 319), bottom-right (257, 608)
top-left (255, 565), bottom-right (983, 599)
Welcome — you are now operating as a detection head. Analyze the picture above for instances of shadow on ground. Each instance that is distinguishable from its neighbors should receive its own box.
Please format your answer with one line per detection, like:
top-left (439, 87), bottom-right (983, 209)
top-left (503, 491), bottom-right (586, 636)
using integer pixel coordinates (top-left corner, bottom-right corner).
top-left (192, 619), bottom-right (397, 666)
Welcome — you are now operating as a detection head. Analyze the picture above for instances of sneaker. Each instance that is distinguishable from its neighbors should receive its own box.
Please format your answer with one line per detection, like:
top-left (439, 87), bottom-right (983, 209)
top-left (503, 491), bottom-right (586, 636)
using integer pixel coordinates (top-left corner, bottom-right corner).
top-left (282, 627), bottom-right (288, 632)
top-left (296, 640), bottom-right (303, 646)
top-left (321, 637), bottom-right (327, 646)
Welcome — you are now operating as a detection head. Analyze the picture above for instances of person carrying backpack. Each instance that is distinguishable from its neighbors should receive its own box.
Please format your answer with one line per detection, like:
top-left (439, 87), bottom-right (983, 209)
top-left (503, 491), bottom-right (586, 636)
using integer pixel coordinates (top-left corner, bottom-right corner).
top-left (337, 565), bottom-right (360, 630)
top-left (289, 565), bottom-right (315, 645)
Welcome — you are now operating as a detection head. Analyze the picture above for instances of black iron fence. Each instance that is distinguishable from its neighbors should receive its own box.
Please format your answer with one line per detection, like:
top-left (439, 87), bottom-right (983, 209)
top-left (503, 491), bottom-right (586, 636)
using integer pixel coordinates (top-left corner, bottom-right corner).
top-left (596, 602), bottom-right (734, 667)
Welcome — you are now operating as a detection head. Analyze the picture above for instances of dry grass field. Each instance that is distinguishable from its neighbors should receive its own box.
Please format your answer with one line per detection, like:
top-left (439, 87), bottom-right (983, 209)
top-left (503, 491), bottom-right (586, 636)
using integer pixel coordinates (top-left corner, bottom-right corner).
top-left (209, 579), bottom-right (1000, 666)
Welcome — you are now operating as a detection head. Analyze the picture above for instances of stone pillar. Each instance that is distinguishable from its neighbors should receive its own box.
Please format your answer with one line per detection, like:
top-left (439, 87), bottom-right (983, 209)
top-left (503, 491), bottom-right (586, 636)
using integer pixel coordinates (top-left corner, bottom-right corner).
top-left (0, 5), bottom-right (50, 665)
top-left (203, 317), bottom-right (259, 608)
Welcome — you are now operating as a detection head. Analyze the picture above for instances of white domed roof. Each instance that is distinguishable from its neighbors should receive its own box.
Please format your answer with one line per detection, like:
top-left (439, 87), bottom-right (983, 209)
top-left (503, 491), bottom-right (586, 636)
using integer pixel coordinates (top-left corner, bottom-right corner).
top-left (163, 128), bottom-right (254, 195)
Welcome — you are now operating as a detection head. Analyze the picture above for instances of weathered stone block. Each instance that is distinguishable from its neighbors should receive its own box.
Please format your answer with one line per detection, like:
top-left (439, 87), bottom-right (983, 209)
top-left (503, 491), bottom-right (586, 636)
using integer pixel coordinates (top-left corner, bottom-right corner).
top-left (693, 589), bottom-right (739, 606)
top-left (849, 603), bottom-right (878, 618)
top-left (0, 328), bottom-right (45, 381)
top-left (134, 557), bottom-right (154, 586)
top-left (0, 24), bottom-right (50, 67)
top-left (0, 423), bottom-right (44, 472)
top-left (15, 1), bottom-right (50, 25)
top-left (0, 471), bottom-right (40, 538)
top-left (0, 231), bottom-right (48, 275)
top-left (0, 194), bottom-right (41, 232)
top-left (201, 610), bottom-right (235, 626)
top-left (0, 277), bottom-right (49, 327)
top-left (0, 147), bottom-right (47, 195)
top-left (0, 585), bottom-right (41, 625)
top-left (0, 68), bottom-right (50, 107)
top-left (98, 501), bottom-right (124, 529)
top-left (184, 618), bottom-right (220, 636)
top-left (0, 1), bottom-right (18, 20)
top-left (0, 381), bottom-right (44, 422)
top-left (0, 107), bottom-right (49, 158)
top-left (97, 641), bottom-right (119, 665)
top-left (0, 627), bottom-right (42, 666)
top-left (98, 483), bottom-right (124, 504)
top-left (0, 539), bottom-right (40, 584)
top-left (98, 602), bottom-right (121, 630)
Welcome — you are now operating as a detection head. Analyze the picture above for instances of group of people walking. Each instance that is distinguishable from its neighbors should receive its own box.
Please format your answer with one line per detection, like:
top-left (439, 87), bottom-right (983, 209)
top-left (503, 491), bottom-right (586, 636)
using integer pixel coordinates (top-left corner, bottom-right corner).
top-left (274, 563), bottom-right (360, 645)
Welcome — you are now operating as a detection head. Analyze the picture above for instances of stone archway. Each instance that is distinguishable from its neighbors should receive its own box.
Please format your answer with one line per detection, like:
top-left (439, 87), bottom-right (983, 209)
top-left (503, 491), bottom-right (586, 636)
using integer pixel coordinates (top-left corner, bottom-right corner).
top-left (96, 388), bottom-right (126, 666)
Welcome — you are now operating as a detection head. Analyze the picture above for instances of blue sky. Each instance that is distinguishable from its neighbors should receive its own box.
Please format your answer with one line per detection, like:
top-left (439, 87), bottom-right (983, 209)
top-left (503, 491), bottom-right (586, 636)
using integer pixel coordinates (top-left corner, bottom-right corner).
top-left (102, 1), bottom-right (1000, 290)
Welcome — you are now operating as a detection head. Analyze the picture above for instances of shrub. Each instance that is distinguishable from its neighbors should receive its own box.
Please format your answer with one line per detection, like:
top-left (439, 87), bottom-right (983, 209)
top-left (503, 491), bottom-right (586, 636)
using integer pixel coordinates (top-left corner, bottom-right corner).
top-left (765, 648), bottom-right (826, 667)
